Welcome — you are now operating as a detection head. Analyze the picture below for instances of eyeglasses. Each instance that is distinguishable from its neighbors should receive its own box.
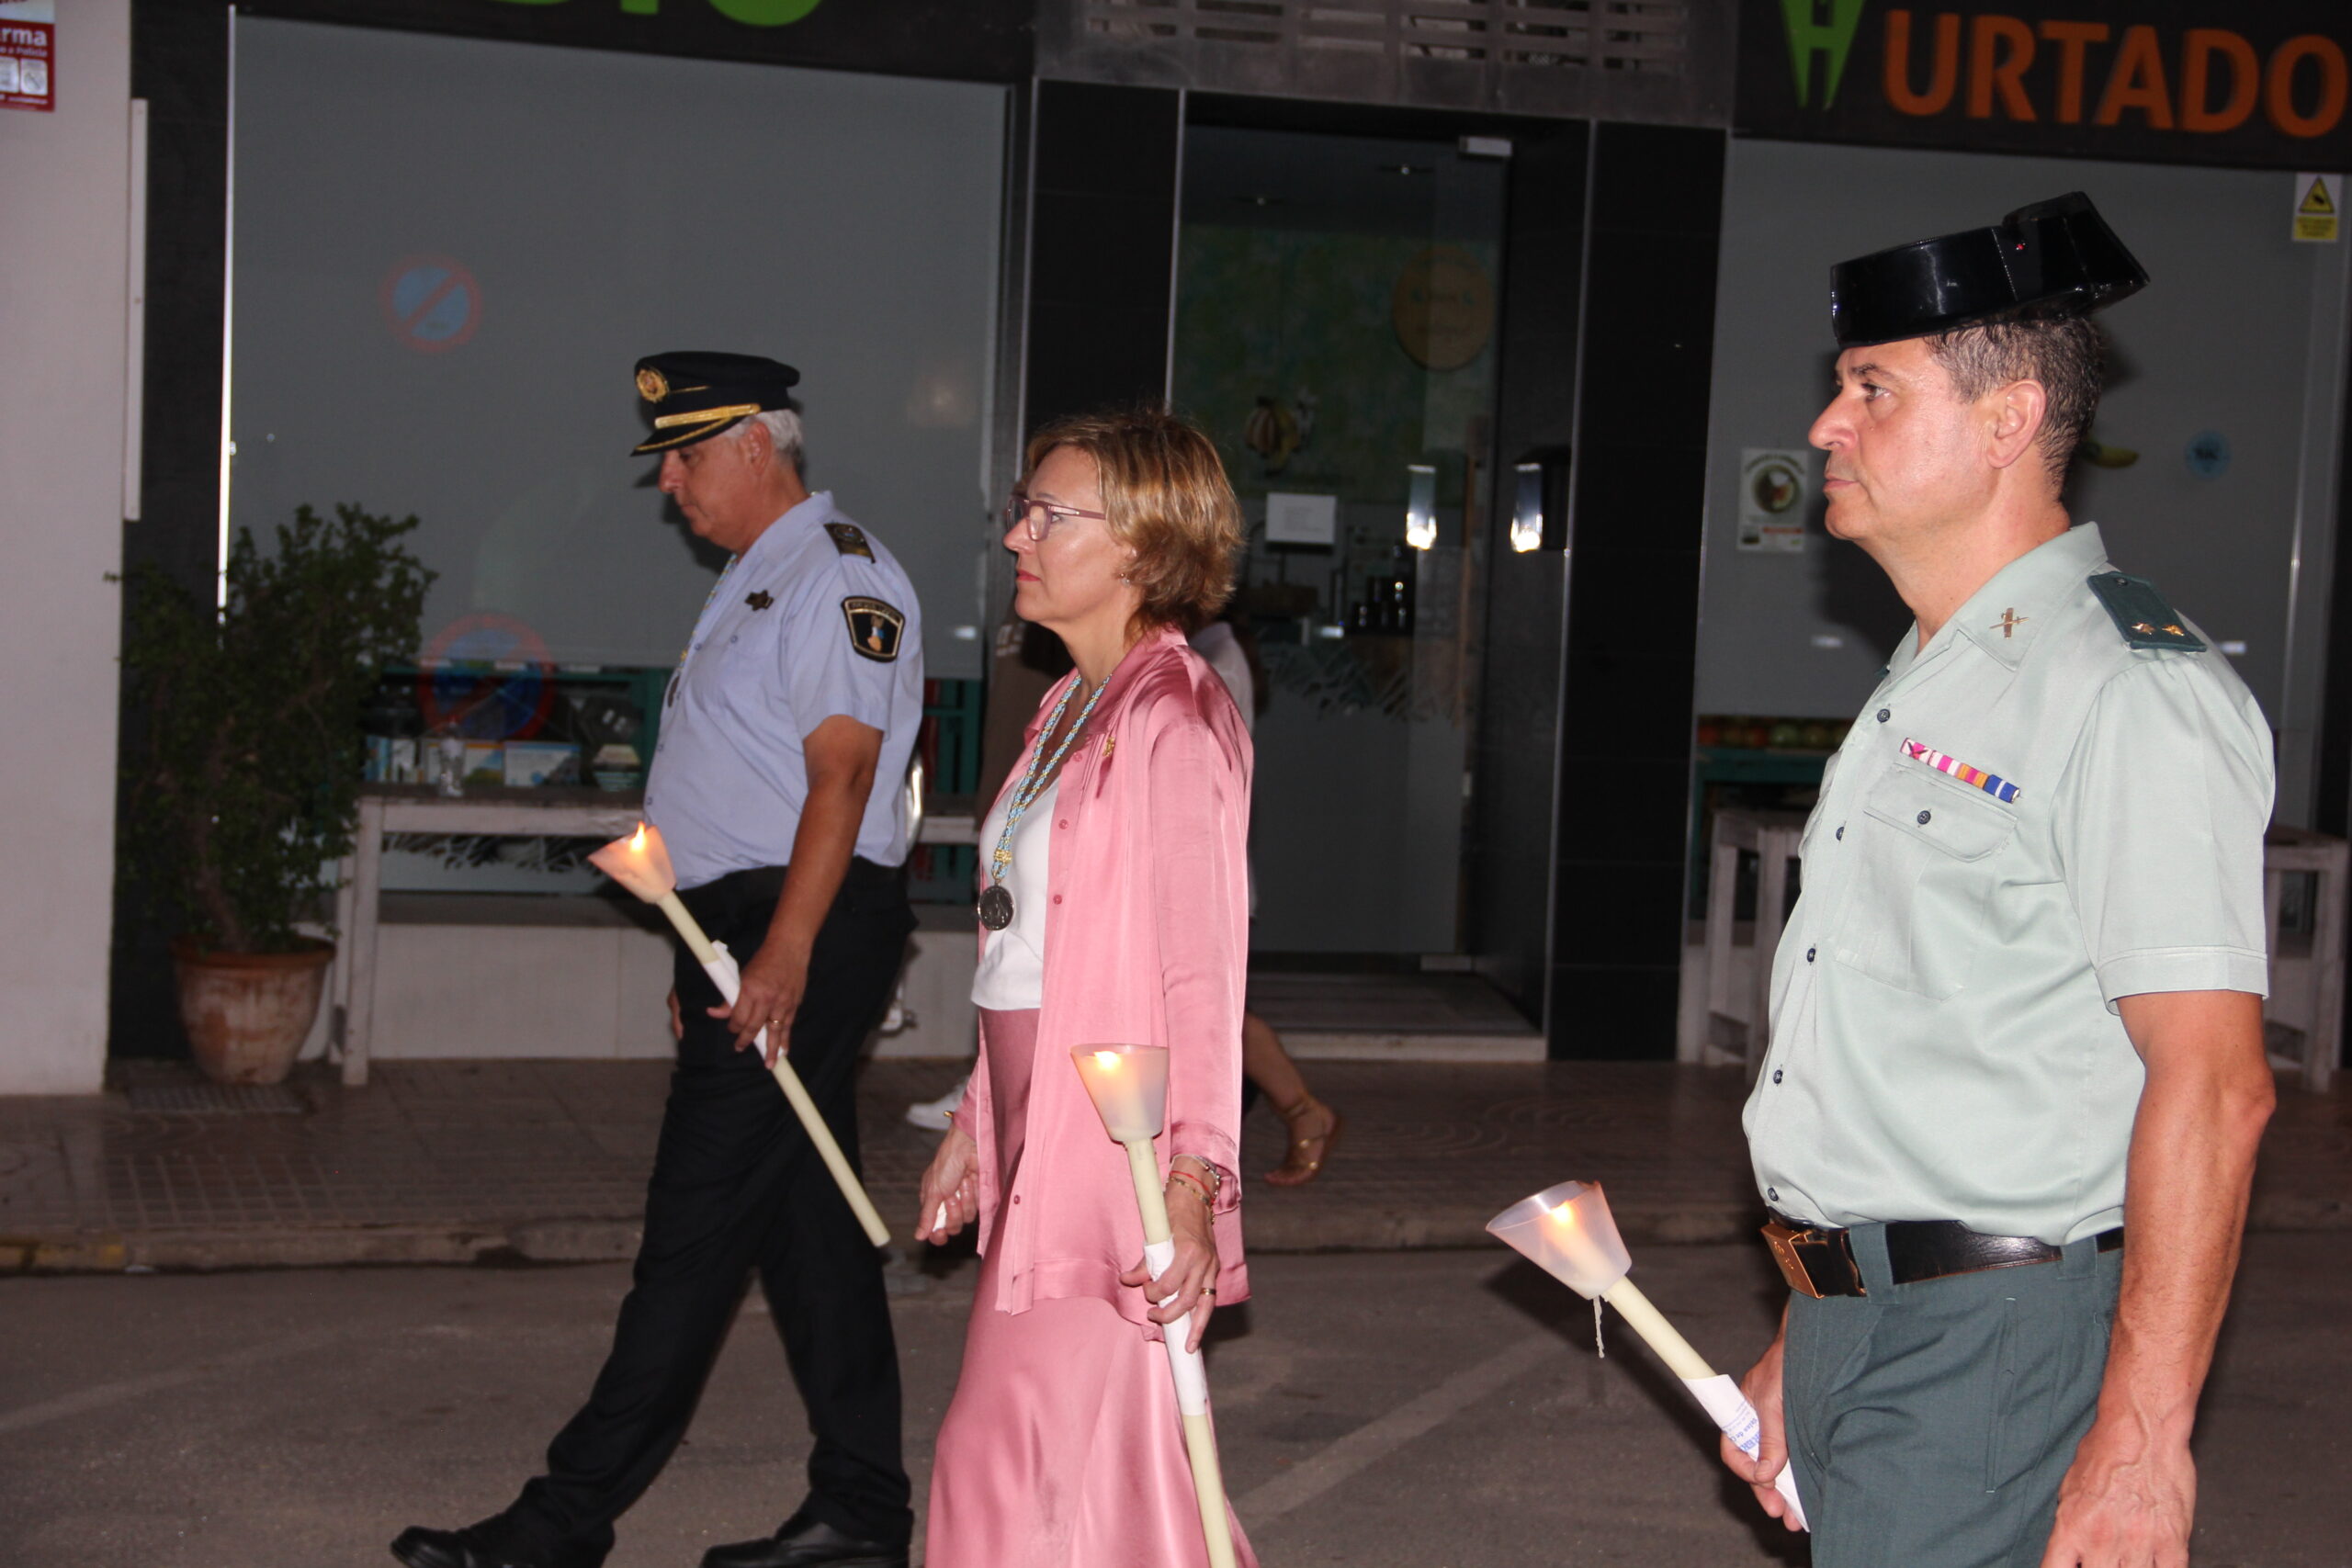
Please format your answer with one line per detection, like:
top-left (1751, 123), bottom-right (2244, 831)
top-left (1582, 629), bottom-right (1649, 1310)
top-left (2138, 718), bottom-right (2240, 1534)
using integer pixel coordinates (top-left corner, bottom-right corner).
top-left (1003, 490), bottom-right (1108, 543)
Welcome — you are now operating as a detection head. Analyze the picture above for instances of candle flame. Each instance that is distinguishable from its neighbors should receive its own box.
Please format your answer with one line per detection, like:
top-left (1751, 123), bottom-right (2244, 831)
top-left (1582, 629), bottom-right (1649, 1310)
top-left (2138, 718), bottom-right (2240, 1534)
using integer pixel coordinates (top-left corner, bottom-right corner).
top-left (1092, 1050), bottom-right (1120, 1070)
top-left (630, 823), bottom-right (647, 852)
top-left (1552, 1201), bottom-right (1577, 1225)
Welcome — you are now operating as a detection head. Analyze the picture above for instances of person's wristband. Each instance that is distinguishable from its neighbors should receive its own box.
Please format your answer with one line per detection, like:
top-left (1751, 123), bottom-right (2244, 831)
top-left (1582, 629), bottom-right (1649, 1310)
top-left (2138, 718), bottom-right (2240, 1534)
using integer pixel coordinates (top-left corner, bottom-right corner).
top-left (1169, 1168), bottom-right (1215, 1209)
top-left (1173, 1156), bottom-right (1223, 1205)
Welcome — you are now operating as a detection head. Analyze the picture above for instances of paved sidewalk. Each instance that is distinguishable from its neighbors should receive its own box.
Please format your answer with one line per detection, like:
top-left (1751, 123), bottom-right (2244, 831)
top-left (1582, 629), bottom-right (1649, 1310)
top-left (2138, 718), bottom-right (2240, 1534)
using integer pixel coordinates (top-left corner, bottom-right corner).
top-left (2, 1057), bottom-right (2346, 1272)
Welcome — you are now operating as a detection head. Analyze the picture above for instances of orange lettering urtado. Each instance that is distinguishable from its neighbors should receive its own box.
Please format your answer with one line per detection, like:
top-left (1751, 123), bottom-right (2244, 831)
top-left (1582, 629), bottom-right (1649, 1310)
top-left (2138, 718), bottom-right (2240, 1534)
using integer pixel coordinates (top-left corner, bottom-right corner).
top-left (2180, 29), bottom-right (2260, 133)
top-left (1969, 15), bottom-right (2037, 120)
top-left (2266, 34), bottom-right (2348, 140)
top-left (2095, 24), bottom-right (2174, 128)
top-left (1886, 10), bottom-right (1963, 117)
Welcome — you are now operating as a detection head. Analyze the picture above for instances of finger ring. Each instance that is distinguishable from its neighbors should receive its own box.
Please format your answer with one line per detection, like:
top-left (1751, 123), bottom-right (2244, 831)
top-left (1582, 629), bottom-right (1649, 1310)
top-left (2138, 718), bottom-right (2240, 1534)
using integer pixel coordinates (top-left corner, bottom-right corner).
top-left (765, 1018), bottom-right (784, 1028)
top-left (1203, 1287), bottom-right (1216, 1297)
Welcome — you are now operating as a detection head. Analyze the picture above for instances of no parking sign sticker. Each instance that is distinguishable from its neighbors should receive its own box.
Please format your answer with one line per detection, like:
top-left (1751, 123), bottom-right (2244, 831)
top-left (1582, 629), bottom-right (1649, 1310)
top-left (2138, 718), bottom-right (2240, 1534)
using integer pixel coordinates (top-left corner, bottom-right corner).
top-left (380, 255), bottom-right (482, 353)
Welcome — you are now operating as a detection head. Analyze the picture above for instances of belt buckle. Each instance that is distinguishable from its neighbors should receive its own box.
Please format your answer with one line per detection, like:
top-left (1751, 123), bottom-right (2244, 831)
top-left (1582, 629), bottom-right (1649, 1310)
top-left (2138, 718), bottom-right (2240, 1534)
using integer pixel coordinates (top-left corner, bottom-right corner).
top-left (1760, 1220), bottom-right (1863, 1299)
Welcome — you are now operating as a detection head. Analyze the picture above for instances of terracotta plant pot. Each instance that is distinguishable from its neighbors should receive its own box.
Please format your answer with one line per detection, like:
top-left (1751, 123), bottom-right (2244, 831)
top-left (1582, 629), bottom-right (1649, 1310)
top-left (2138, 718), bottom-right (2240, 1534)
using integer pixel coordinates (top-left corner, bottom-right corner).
top-left (170, 937), bottom-right (335, 1086)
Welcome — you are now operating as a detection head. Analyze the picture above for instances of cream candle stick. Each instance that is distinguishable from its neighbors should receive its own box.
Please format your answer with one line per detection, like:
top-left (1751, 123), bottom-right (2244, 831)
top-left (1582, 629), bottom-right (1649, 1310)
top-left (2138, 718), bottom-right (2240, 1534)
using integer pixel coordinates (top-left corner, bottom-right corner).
top-left (591, 824), bottom-right (890, 1249)
top-left (1071, 1045), bottom-right (1239, 1568)
top-left (1489, 1179), bottom-right (1807, 1530)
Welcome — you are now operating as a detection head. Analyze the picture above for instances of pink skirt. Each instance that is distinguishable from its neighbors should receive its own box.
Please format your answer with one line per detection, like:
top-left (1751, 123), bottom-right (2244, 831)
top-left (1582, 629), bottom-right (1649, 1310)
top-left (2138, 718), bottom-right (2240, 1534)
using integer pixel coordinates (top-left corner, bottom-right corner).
top-left (924, 1008), bottom-right (1256, 1568)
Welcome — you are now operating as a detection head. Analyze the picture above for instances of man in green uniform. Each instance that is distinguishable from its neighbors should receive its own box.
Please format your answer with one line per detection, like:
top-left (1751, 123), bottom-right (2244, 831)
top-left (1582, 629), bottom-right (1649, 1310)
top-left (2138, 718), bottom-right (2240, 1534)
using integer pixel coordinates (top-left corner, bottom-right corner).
top-left (1724, 195), bottom-right (2277, 1568)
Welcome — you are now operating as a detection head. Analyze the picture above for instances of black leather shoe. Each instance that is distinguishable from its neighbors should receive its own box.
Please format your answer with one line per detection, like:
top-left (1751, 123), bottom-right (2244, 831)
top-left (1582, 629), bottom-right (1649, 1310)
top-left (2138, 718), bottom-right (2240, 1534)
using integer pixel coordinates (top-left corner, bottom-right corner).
top-left (700, 1510), bottom-right (910, 1568)
top-left (391, 1518), bottom-right (606, 1568)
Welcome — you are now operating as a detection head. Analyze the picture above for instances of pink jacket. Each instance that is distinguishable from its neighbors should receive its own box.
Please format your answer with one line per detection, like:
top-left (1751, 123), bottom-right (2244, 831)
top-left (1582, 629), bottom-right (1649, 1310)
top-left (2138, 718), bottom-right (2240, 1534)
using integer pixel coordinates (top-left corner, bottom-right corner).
top-left (964, 624), bottom-right (1254, 1330)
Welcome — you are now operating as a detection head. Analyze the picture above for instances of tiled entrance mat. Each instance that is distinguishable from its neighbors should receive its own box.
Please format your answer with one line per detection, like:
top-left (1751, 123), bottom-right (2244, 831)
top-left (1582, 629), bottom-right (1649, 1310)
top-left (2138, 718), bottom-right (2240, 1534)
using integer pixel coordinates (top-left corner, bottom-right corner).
top-left (123, 1080), bottom-right (306, 1115)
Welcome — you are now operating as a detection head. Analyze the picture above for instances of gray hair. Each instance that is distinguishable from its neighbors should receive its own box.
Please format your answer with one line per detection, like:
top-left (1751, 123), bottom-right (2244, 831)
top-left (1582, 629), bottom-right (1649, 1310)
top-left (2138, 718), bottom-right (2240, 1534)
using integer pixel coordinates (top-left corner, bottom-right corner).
top-left (739, 407), bottom-right (805, 471)
top-left (1926, 316), bottom-right (2103, 489)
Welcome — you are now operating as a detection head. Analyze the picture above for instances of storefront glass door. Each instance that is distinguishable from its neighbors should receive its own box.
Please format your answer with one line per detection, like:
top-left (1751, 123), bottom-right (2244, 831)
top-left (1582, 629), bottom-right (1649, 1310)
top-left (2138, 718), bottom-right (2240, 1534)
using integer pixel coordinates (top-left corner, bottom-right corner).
top-left (1172, 125), bottom-right (1507, 956)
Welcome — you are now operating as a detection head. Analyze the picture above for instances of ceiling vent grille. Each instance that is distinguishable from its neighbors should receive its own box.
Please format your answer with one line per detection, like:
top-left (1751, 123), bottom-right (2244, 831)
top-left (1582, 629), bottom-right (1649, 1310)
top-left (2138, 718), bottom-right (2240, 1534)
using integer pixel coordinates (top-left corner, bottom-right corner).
top-left (1039, 0), bottom-right (1731, 123)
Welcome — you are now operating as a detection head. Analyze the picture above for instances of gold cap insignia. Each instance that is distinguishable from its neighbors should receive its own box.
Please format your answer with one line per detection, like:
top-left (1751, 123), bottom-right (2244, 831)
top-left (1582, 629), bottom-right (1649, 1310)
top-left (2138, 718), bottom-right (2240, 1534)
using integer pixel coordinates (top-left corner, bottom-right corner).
top-left (636, 367), bottom-right (669, 403)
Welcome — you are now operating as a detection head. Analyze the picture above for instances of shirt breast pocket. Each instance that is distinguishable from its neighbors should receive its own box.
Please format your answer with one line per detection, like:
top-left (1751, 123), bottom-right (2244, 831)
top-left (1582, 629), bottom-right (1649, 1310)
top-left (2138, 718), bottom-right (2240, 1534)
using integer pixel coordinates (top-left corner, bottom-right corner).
top-left (1830, 762), bottom-right (2019, 999)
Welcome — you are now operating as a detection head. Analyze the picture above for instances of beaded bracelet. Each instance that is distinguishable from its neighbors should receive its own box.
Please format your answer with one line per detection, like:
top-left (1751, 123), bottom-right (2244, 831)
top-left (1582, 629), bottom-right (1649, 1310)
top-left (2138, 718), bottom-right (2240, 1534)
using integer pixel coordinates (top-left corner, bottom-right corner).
top-left (1169, 1168), bottom-right (1216, 1209)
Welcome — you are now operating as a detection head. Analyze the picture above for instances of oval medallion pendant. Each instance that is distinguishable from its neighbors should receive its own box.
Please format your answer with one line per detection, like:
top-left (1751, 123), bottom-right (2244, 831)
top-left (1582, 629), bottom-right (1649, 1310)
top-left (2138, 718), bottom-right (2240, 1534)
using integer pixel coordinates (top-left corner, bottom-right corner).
top-left (978, 884), bottom-right (1015, 931)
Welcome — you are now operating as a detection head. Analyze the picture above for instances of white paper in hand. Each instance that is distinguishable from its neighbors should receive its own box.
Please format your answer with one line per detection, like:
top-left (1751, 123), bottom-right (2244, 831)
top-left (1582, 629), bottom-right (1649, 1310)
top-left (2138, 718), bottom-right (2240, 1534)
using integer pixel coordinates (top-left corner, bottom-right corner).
top-left (1683, 1373), bottom-right (1808, 1531)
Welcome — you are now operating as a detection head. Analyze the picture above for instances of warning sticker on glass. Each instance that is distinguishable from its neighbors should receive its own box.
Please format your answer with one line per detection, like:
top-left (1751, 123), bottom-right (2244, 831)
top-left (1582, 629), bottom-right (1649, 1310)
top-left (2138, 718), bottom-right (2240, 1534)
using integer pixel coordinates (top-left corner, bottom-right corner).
top-left (2294, 174), bottom-right (2340, 244)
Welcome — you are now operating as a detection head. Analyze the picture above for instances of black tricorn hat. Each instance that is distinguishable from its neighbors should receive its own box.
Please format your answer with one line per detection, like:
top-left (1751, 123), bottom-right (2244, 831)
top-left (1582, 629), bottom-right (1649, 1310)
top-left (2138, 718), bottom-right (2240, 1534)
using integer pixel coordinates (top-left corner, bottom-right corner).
top-left (631, 351), bottom-right (801, 455)
top-left (1829, 192), bottom-right (2149, 349)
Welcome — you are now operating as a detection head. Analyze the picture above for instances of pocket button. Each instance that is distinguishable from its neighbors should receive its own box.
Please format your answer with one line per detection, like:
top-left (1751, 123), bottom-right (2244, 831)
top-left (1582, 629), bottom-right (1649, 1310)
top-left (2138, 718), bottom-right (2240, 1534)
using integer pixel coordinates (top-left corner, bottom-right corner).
top-left (1876, 708), bottom-right (1892, 723)
top-left (1917, 809), bottom-right (1932, 825)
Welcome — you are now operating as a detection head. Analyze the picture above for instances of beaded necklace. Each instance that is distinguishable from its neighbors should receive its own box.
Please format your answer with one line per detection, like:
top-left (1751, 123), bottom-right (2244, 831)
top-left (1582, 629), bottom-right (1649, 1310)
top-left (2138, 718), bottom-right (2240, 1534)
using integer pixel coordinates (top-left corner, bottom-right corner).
top-left (978, 673), bottom-right (1106, 931)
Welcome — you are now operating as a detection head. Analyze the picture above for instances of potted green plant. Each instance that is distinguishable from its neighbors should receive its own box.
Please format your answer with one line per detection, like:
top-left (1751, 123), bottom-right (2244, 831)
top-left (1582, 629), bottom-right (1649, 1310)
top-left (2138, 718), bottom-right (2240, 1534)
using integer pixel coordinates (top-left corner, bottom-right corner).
top-left (120, 502), bottom-right (433, 1084)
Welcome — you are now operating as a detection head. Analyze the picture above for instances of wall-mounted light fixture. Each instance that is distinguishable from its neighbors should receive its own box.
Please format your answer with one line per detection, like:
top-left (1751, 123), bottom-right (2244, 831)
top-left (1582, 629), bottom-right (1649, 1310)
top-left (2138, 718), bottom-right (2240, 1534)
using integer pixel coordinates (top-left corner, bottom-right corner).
top-left (1510, 463), bottom-right (1544, 554)
top-left (1404, 463), bottom-right (1438, 550)
top-left (1510, 446), bottom-right (1573, 553)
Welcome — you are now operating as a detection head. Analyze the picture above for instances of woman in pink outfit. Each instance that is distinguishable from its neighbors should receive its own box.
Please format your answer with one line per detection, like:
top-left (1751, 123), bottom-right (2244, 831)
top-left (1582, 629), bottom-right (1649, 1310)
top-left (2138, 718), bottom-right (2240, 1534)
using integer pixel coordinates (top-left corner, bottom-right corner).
top-left (914, 409), bottom-right (1255, 1568)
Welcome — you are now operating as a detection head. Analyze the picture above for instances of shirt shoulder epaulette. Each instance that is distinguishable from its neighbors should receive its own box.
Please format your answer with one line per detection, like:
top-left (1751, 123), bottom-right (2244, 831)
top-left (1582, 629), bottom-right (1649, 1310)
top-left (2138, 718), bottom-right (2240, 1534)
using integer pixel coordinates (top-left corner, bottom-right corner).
top-left (2086, 571), bottom-right (2207, 653)
top-left (824, 522), bottom-right (875, 559)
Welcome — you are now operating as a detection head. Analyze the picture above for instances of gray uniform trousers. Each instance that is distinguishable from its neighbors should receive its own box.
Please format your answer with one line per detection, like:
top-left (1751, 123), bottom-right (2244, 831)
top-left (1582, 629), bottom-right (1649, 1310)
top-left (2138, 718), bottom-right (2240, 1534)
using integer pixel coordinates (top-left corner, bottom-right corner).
top-left (1785, 1222), bottom-right (2123, 1568)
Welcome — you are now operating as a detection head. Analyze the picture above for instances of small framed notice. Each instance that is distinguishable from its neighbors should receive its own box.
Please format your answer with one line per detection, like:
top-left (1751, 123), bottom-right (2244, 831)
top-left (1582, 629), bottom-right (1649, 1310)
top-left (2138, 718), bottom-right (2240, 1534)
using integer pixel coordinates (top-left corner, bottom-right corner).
top-left (1737, 448), bottom-right (1810, 553)
top-left (1264, 491), bottom-right (1338, 547)
top-left (0, 0), bottom-right (53, 114)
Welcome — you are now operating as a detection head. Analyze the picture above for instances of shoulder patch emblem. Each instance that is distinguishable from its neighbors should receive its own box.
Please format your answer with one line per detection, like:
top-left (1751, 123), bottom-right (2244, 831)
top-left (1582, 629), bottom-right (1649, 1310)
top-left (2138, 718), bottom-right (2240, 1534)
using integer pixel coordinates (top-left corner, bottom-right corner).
top-left (2086, 572), bottom-right (2207, 652)
top-left (842, 596), bottom-right (905, 662)
top-left (825, 523), bottom-right (875, 559)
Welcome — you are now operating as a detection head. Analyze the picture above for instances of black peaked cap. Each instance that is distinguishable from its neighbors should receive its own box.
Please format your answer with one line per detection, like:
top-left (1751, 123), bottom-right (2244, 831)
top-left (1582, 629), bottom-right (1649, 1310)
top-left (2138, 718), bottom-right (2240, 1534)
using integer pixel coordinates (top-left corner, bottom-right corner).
top-left (632, 351), bottom-right (801, 455)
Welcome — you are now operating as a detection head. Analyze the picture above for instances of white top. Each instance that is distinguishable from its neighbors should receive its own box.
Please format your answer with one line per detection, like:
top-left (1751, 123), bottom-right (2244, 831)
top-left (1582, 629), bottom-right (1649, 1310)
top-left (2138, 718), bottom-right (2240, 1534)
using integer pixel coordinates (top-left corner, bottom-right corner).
top-left (970, 776), bottom-right (1057, 1010)
top-left (1189, 622), bottom-right (1260, 916)
top-left (1189, 621), bottom-right (1255, 736)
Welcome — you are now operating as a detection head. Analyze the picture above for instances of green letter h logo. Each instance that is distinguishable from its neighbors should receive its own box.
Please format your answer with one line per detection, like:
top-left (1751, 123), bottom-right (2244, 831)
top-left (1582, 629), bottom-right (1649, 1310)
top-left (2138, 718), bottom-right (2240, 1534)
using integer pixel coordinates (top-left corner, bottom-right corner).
top-left (1781, 0), bottom-right (1865, 109)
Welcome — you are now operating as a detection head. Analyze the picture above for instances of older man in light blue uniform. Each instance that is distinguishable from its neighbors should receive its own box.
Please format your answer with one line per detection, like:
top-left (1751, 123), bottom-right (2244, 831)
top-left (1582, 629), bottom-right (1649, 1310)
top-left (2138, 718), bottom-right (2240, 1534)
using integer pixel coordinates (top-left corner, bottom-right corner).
top-left (1722, 197), bottom-right (2277, 1568)
top-left (396, 354), bottom-right (923, 1568)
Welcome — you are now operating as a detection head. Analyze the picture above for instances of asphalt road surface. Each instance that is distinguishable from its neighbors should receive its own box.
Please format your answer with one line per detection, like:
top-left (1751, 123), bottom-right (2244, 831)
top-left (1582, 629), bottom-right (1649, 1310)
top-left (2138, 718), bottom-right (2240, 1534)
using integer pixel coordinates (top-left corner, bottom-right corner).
top-left (3, 1236), bottom-right (2346, 1566)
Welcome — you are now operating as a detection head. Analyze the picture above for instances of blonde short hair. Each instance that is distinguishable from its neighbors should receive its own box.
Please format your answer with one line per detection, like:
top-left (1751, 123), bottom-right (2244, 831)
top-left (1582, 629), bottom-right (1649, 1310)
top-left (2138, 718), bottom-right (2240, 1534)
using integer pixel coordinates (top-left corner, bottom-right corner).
top-left (1024, 408), bottom-right (1240, 631)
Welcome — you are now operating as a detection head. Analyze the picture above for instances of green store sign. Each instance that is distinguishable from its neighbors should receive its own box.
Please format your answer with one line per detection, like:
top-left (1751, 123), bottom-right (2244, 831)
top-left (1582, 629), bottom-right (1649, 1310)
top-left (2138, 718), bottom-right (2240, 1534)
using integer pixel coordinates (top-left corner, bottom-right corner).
top-left (484, 0), bottom-right (825, 23)
top-left (243, 0), bottom-right (1029, 81)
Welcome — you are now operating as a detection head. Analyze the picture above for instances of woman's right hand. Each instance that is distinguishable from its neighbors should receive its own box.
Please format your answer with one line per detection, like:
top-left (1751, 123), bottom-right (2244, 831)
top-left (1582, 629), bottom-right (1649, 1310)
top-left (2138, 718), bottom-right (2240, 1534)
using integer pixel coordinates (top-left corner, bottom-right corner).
top-left (914, 1125), bottom-right (982, 1245)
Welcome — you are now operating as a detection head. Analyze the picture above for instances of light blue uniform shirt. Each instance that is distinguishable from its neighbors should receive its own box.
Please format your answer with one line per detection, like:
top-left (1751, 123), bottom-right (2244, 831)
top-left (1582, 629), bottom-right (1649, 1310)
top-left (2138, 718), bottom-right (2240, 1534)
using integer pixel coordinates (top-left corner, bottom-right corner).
top-left (1745, 525), bottom-right (2272, 1245)
top-left (643, 491), bottom-right (924, 890)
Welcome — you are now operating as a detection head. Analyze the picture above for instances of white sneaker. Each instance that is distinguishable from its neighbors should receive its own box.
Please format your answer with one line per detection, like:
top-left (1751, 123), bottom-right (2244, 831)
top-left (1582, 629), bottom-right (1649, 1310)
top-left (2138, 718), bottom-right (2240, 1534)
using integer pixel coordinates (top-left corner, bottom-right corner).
top-left (905, 1077), bottom-right (967, 1132)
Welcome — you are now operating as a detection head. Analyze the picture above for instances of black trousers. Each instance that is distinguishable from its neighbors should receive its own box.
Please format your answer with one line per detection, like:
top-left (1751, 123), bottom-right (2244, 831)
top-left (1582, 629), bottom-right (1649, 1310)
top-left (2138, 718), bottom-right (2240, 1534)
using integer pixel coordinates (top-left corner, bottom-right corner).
top-left (507, 860), bottom-right (917, 1557)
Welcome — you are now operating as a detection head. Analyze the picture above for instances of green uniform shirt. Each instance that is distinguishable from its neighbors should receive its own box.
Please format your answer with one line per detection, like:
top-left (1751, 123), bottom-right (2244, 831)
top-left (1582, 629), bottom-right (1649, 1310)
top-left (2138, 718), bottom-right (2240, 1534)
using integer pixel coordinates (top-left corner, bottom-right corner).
top-left (1745, 524), bottom-right (2272, 1246)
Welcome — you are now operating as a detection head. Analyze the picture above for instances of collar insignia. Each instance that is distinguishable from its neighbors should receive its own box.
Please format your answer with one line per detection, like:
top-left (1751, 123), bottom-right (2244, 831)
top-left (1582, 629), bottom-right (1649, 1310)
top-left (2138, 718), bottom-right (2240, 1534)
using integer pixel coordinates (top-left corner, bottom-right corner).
top-left (745, 590), bottom-right (775, 612)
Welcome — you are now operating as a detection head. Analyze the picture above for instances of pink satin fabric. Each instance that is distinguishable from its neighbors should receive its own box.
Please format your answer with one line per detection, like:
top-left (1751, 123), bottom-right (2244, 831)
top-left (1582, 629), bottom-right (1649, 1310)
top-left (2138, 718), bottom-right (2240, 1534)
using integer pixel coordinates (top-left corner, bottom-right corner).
top-left (958, 625), bottom-right (1255, 1326)
top-left (926, 1008), bottom-right (1257, 1568)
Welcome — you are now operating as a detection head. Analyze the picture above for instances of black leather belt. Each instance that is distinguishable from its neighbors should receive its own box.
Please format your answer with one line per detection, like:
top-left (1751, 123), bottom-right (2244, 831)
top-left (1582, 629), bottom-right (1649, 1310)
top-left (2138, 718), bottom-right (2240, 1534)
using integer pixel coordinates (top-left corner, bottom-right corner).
top-left (1762, 1213), bottom-right (2124, 1299)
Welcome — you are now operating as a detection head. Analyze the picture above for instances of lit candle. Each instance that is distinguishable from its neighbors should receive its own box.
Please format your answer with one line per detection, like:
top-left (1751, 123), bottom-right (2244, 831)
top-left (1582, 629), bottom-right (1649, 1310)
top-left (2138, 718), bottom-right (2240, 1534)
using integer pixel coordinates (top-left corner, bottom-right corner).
top-left (1069, 1043), bottom-right (1238, 1568)
top-left (590, 822), bottom-right (889, 1248)
top-left (1488, 1179), bottom-right (1807, 1529)
top-left (1070, 1043), bottom-right (1170, 1143)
